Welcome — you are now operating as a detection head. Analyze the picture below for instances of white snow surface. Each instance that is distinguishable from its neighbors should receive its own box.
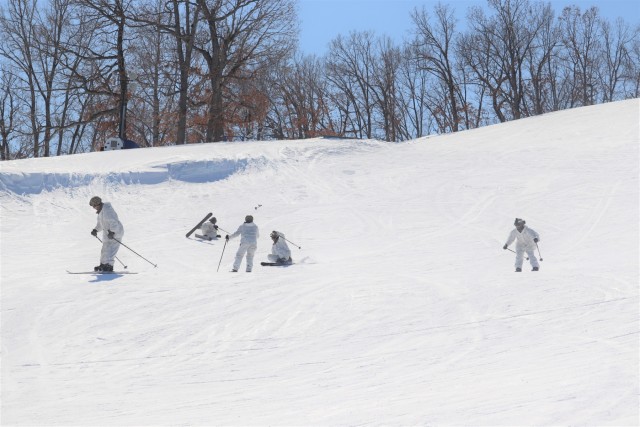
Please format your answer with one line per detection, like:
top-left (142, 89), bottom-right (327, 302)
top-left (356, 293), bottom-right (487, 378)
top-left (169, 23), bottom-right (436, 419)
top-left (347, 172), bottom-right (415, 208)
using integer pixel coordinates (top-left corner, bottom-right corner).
top-left (1, 100), bottom-right (638, 425)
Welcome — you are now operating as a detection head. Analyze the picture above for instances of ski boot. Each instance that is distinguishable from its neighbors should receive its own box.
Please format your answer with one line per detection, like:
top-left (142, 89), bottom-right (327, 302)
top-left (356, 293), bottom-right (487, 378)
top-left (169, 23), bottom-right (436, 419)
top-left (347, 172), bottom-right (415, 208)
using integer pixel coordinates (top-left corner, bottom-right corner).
top-left (532, 267), bottom-right (539, 271)
top-left (94, 263), bottom-right (114, 272)
top-left (515, 267), bottom-right (522, 272)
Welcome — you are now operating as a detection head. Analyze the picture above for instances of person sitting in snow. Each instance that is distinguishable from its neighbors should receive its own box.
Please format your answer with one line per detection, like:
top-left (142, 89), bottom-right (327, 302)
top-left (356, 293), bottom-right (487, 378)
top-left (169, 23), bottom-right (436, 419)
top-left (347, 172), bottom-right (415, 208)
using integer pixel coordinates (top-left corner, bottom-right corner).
top-left (267, 230), bottom-right (293, 265)
top-left (200, 216), bottom-right (221, 240)
top-left (503, 218), bottom-right (540, 272)
top-left (225, 215), bottom-right (259, 272)
top-left (89, 196), bottom-right (124, 272)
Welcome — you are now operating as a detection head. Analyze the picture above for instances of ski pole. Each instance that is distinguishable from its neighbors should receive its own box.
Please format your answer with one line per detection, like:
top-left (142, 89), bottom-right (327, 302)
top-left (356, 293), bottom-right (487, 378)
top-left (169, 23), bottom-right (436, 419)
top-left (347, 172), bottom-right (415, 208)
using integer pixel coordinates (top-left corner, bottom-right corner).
top-left (504, 247), bottom-right (528, 260)
top-left (94, 235), bottom-right (127, 269)
top-left (535, 241), bottom-right (543, 261)
top-left (110, 236), bottom-right (158, 268)
top-left (217, 238), bottom-right (228, 272)
top-left (283, 236), bottom-right (302, 250)
top-left (217, 226), bottom-right (231, 235)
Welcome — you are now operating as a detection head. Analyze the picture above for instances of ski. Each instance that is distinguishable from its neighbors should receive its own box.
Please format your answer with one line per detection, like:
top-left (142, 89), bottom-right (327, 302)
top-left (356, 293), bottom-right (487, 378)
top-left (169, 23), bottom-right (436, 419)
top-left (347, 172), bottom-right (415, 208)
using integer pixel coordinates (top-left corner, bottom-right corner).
top-left (67, 270), bottom-right (137, 275)
top-left (194, 234), bottom-right (220, 241)
top-left (186, 213), bottom-right (213, 238)
top-left (260, 262), bottom-right (293, 267)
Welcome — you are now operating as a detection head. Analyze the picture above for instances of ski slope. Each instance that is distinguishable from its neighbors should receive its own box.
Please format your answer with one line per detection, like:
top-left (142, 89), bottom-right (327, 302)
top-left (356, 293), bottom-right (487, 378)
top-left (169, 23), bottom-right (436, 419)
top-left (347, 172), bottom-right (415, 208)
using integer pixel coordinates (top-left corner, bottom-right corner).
top-left (1, 99), bottom-right (638, 425)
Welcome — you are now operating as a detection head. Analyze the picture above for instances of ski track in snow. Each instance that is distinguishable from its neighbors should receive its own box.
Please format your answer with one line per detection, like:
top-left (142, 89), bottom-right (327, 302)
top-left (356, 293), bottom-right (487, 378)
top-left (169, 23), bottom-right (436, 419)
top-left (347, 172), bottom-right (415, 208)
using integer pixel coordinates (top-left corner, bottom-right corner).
top-left (1, 101), bottom-right (638, 425)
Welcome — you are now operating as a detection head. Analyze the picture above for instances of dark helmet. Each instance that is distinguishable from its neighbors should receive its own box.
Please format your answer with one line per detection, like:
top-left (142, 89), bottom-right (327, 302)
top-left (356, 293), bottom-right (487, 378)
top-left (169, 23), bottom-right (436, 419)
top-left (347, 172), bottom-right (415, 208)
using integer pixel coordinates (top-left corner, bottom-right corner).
top-left (209, 217), bottom-right (217, 224)
top-left (514, 218), bottom-right (526, 226)
top-left (245, 215), bottom-right (254, 223)
top-left (89, 196), bottom-right (102, 207)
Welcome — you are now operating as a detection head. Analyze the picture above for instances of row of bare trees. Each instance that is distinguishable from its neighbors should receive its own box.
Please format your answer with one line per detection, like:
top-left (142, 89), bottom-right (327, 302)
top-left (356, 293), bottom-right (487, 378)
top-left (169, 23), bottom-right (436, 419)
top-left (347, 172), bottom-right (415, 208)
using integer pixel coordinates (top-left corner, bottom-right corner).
top-left (1, 0), bottom-right (638, 159)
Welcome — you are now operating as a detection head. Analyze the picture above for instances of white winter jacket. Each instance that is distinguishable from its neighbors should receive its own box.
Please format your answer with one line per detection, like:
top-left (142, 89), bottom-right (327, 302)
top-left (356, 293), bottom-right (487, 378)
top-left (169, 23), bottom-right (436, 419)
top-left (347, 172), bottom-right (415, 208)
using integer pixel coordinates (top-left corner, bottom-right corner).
top-left (201, 221), bottom-right (219, 238)
top-left (94, 202), bottom-right (124, 238)
top-left (229, 222), bottom-right (259, 245)
top-left (505, 226), bottom-right (539, 249)
top-left (271, 232), bottom-right (291, 259)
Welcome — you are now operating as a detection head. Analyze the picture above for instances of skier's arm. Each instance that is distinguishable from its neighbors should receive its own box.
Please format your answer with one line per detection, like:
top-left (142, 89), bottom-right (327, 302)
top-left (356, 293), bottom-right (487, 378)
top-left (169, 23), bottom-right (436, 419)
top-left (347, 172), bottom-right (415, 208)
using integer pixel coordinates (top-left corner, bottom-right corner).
top-left (229, 225), bottom-right (242, 239)
top-left (504, 230), bottom-right (516, 247)
top-left (529, 228), bottom-right (540, 242)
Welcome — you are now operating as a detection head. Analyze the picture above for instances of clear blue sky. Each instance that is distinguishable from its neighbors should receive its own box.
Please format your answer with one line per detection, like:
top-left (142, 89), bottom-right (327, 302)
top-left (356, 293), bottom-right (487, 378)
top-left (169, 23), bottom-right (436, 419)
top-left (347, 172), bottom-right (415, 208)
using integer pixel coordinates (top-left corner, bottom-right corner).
top-left (298, 0), bottom-right (640, 56)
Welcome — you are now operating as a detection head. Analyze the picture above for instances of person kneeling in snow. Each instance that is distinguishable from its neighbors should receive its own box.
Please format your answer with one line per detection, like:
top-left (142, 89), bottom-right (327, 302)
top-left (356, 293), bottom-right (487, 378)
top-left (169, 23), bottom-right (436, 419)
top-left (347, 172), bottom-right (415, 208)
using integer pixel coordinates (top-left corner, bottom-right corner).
top-left (268, 231), bottom-right (292, 265)
top-left (225, 215), bottom-right (259, 272)
top-left (503, 218), bottom-right (540, 272)
top-left (200, 217), bottom-right (221, 240)
top-left (89, 196), bottom-right (124, 272)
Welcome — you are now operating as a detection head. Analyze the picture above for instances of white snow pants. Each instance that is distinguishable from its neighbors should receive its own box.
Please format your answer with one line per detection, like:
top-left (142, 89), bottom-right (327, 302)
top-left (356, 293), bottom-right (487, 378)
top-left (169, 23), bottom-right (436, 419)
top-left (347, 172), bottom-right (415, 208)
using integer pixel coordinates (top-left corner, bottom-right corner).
top-left (515, 246), bottom-right (539, 269)
top-left (233, 242), bottom-right (257, 272)
top-left (100, 231), bottom-right (123, 265)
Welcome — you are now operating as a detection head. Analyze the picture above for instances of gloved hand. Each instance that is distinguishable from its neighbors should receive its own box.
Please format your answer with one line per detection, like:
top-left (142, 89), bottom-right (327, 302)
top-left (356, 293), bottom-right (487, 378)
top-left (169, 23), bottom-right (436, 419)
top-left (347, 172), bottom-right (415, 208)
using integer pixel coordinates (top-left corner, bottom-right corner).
top-left (533, 238), bottom-right (539, 243)
top-left (503, 244), bottom-right (508, 250)
top-left (214, 225), bottom-right (219, 230)
top-left (225, 235), bottom-right (230, 241)
top-left (107, 230), bottom-right (115, 239)
top-left (91, 229), bottom-right (98, 237)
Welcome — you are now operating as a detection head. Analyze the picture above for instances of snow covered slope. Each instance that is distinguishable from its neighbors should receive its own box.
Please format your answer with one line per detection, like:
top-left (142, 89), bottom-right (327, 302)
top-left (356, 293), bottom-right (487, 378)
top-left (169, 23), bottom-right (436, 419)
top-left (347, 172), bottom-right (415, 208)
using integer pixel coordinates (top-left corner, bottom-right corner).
top-left (1, 99), bottom-right (638, 425)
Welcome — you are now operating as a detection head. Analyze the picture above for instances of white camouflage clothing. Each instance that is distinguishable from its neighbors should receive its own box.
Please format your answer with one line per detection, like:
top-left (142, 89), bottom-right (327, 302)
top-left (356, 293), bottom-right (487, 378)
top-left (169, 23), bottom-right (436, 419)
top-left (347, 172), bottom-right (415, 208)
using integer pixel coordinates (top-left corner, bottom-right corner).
top-left (268, 231), bottom-right (292, 263)
top-left (200, 221), bottom-right (219, 239)
top-left (505, 226), bottom-right (540, 269)
top-left (94, 202), bottom-right (124, 265)
top-left (228, 222), bottom-right (259, 272)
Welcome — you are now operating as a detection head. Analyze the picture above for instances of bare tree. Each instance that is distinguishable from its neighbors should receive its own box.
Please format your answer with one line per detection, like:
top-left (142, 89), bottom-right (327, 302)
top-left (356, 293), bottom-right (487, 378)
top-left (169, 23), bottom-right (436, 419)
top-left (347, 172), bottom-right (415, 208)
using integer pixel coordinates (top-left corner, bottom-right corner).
top-left (371, 37), bottom-right (403, 141)
top-left (0, 0), bottom-right (42, 156)
top-left (599, 17), bottom-right (635, 102)
top-left (134, 0), bottom-right (202, 145)
top-left (559, 6), bottom-right (602, 106)
top-left (522, 2), bottom-right (560, 115)
top-left (396, 44), bottom-right (432, 138)
top-left (0, 67), bottom-right (20, 160)
top-left (326, 31), bottom-right (379, 139)
top-left (411, 3), bottom-right (464, 132)
top-left (460, 0), bottom-right (550, 122)
top-left (67, 0), bottom-right (135, 147)
top-left (626, 30), bottom-right (640, 98)
top-left (262, 54), bottom-right (334, 139)
top-left (194, 0), bottom-right (297, 142)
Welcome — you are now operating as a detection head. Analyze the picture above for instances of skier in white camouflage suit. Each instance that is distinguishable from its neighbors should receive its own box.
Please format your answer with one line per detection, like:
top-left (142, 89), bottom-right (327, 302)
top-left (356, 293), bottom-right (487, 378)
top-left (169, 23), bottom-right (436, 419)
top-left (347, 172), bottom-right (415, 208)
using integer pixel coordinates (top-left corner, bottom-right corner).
top-left (503, 218), bottom-right (540, 272)
top-left (267, 230), bottom-right (293, 264)
top-left (89, 196), bottom-right (124, 272)
top-left (200, 216), bottom-right (220, 240)
top-left (226, 215), bottom-right (259, 272)
top-left (267, 230), bottom-right (292, 264)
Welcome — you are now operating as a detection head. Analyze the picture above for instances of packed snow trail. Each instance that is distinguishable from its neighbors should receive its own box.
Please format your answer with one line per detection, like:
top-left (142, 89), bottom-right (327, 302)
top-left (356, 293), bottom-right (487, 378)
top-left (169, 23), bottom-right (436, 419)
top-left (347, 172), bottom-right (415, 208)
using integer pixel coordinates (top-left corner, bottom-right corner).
top-left (1, 100), bottom-right (638, 425)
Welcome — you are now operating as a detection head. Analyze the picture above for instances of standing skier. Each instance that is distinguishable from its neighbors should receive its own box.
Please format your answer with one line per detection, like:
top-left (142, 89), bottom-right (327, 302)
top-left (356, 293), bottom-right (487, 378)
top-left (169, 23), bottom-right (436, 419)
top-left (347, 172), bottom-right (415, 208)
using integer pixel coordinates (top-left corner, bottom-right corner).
top-left (267, 230), bottom-right (292, 265)
top-left (225, 215), bottom-right (259, 272)
top-left (200, 217), bottom-right (221, 240)
top-left (503, 218), bottom-right (540, 272)
top-left (89, 196), bottom-right (124, 272)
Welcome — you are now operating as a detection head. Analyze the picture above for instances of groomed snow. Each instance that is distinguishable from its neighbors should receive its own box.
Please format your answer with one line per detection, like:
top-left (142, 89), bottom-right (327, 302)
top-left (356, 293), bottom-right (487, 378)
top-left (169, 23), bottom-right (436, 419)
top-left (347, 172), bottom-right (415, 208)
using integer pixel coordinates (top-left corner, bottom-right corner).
top-left (1, 99), bottom-right (638, 425)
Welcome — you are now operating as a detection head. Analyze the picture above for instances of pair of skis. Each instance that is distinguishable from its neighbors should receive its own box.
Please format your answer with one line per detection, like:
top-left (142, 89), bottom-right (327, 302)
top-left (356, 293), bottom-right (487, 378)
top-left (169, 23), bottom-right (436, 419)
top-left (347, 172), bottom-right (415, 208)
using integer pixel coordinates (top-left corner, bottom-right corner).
top-left (186, 212), bottom-right (213, 238)
top-left (67, 270), bottom-right (137, 275)
top-left (69, 214), bottom-right (215, 275)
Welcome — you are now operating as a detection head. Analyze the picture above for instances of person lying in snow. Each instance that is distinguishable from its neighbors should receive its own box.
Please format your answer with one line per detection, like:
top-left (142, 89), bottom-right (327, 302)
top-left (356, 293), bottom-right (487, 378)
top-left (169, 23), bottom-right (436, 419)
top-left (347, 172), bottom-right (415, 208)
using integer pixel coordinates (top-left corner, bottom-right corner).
top-left (267, 231), bottom-right (293, 265)
top-left (503, 218), bottom-right (540, 272)
top-left (200, 216), bottom-right (221, 240)
top-left (89, 196), bottom-right (124, 272)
